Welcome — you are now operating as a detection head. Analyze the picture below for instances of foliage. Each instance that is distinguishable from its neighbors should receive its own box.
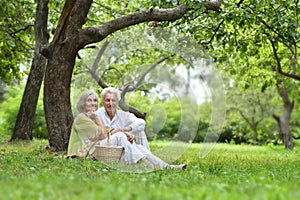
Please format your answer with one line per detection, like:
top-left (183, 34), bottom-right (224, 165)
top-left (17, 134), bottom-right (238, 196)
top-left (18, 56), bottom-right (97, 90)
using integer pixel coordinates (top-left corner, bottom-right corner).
top-left (0, 140), bottom-right (299, 199)
top-left (0, 0), bottom-right (64, 84)
top-left (155, 98), bottom-right (181, 139)
top-left (193, 120), bottom-right (210, 143)
top-left (139, 96), bottom-right (209, 143)
top-left (0, 0), bottom-right (36, 83)
top-left (181, 0), bottom-right (300, 90)
top-left (73, 23), bottom-right (204, 92)
top-left (0, 83), bottom-right (47, 139)
top-left (173, 0), bottom-right (300, 148)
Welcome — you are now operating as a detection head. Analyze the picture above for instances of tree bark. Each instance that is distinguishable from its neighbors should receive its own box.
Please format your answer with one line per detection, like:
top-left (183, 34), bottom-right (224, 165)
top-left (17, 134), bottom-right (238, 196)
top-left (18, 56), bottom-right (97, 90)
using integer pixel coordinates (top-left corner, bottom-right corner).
top-left (10, 0), bottom-right (49, 141)
top-left (43, 0), bottom-right (91, 151)
top-left (273, 84), bottom-right (294, 149)
top-left (44, 53), bottom-right (75, 151)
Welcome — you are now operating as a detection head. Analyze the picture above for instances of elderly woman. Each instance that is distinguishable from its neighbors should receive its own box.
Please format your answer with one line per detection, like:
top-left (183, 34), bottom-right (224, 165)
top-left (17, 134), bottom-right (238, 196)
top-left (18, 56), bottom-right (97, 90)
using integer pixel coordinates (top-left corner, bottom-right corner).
top-left (67, 90), bottom-right (187, 170)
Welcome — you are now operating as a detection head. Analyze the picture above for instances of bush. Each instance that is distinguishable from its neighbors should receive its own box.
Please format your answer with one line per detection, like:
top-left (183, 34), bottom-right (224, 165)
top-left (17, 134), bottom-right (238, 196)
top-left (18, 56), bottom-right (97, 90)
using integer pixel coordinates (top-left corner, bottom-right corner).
top-left (192, 121), bottom-right (209, 143)
top-left (0, 84), bottom-right (47, 139)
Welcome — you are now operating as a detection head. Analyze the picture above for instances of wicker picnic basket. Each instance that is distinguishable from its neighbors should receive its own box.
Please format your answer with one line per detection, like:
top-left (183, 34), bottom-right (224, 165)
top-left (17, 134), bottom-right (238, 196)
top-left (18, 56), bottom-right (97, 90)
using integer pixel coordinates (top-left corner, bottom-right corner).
top-left (94, 133), bottom-right (124, 162)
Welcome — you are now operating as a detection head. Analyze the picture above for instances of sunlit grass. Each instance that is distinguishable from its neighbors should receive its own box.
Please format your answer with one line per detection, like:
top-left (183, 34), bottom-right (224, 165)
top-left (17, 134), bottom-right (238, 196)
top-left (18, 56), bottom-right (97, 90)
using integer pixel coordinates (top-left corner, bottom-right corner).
top-left (0, 139), bottom-right (299, 200)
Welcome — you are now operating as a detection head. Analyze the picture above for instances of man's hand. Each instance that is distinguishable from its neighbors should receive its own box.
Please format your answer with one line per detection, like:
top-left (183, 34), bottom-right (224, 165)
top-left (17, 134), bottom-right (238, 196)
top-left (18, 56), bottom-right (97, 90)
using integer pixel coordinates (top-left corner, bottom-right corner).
top-left (109, 127), bottom-right (134, 143)
top-left (124, 132), bottom-right (134, 143)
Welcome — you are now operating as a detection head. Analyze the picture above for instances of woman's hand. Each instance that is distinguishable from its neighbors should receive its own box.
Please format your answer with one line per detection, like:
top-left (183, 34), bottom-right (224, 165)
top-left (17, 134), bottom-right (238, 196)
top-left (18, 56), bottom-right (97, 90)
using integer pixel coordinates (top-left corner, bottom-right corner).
top-left (102, 127), bottom-right (108, 138)
top-left (85, 111), bottom-right (108, 139)
top-left (85, 111), bottom-right (103, 127)
top-left (85, 111), bottom-right (98, 121)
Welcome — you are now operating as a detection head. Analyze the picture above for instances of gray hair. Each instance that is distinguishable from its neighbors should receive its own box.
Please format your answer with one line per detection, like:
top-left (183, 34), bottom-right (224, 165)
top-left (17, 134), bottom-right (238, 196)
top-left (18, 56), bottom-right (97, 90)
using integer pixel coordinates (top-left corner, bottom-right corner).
top-left (101, 87), bottom-right (121, 101)
top-left (77, 90), bottom-right (99, 113)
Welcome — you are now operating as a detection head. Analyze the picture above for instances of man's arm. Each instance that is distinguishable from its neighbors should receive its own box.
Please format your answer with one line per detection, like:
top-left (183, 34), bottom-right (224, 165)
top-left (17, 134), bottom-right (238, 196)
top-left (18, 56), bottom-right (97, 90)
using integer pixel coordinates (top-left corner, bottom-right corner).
top-left (127, 113), bottom-right (146, 132)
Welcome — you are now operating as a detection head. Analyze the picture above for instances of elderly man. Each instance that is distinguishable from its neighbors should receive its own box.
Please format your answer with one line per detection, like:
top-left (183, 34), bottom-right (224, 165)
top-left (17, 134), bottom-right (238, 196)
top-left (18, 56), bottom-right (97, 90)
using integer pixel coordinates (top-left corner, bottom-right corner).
top-left (96, 87), bottom-right (150, 150)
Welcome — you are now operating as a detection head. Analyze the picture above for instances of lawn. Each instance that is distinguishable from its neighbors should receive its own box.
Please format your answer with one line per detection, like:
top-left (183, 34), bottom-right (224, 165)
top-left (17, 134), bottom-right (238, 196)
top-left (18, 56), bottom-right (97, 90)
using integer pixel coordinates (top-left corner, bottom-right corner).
top-left (0, 139), bottom-right (299, 200)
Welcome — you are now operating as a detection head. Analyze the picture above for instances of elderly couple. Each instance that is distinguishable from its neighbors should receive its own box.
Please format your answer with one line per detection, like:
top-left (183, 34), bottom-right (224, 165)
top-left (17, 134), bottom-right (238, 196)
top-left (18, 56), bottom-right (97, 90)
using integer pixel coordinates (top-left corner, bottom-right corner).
top-left (67, 87), bottom-right (187, 170)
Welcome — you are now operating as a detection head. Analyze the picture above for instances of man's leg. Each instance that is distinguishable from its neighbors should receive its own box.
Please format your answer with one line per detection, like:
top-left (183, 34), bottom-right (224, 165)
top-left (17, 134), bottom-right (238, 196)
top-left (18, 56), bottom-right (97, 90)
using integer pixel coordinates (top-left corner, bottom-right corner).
top-left (131, 130), bottom-right (150, 150)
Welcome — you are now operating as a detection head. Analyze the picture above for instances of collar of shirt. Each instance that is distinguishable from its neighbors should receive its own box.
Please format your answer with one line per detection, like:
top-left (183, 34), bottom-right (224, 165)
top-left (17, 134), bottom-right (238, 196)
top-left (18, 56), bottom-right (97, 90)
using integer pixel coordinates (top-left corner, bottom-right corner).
top-left (104, 109), bottom-right (117, 123)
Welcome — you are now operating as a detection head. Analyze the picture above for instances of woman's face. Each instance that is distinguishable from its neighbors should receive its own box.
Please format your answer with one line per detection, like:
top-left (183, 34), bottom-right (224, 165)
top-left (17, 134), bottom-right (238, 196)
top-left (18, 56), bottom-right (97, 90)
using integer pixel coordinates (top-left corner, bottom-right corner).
top-left (102, 92), bottom-right (118, 115)
top-left (84, 94), bottom-right (99, 112)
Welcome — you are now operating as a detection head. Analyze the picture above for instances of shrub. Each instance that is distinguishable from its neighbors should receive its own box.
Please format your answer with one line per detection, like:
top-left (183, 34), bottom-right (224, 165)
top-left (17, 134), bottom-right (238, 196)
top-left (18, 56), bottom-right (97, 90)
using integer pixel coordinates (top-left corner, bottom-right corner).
top-left (0, 84), bottom-right (47, 139)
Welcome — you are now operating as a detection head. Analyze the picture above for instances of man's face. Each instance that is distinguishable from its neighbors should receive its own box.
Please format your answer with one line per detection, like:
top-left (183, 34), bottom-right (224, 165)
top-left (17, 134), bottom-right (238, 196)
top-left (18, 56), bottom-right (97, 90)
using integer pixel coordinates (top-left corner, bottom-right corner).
top-left (103, 92), bottom-right (118, 115)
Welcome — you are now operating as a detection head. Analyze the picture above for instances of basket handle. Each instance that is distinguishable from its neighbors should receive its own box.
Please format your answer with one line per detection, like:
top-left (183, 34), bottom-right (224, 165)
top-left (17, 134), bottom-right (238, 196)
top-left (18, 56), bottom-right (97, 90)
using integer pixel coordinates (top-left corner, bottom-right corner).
top-left (107, 132), bottom-right (111, 146)
top-left (105, 126), bottom-right (113, 146)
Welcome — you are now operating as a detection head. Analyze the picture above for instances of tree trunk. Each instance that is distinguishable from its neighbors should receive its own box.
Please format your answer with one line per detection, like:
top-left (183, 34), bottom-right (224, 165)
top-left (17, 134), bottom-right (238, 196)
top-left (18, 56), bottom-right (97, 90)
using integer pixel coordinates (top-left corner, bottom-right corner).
top-left (273, 84), bottom-right (294, 149)
top-left (251, 121), bottom-right (258, 142)
top-left (280, 102), bottom-right (294, 149)
top-left (238, 109), bottom-right (260, 142)
top-left (44, 52), bottom-right (75, 151)
top-left (10, 0), bottom-right (49, 141)
top-left (43, 0), bottom-right (92, 151)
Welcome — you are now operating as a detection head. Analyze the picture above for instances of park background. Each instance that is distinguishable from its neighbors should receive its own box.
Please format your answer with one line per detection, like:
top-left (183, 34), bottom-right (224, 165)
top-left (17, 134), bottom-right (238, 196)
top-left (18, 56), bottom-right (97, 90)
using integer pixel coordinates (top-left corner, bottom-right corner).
top-left (1, 0), bottom-right (300, 199)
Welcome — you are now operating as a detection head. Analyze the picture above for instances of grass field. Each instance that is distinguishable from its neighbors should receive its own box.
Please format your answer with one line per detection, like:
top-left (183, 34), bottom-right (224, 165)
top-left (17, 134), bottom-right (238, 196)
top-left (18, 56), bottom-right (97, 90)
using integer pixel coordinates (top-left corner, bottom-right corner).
top-left (0, 139), bottom-right (299, 200)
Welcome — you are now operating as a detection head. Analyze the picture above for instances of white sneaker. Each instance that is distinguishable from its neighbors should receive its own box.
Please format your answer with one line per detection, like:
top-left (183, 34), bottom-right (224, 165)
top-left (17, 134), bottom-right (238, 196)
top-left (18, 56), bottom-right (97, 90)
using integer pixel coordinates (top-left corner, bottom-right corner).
top-left (169, 164), bottom-right (187, 170)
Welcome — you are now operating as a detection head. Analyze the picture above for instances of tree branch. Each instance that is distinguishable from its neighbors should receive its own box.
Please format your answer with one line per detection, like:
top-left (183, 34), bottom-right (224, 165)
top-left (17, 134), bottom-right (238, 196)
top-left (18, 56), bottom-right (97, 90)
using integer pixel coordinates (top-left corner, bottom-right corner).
top-left (293, 135), bottom-right (300, 139)
top-left (277, 68), bottom-right (300, 81)
top-left (85, 42), bottom-right (110, 88)
top-left (118, 56), bottom-right (173, 119)
top-left (90, 41), bottom-right (110, 73)
top-left (77, 4), bottom-right (190, 47)
top-left (203, 0), bottom-right (221, 11)
top-left (123, 55), bottom-right (173, 93)
top-left (84, 42), bottom-right (153, 119)
top-left (51, 0), bottom-right (77, 46)
top-left (201, 19), bottom-right (224, 45)
top-left (10, 24), bottom-right (34, 35)
top-left (270, 38), bottom-right (300, 81)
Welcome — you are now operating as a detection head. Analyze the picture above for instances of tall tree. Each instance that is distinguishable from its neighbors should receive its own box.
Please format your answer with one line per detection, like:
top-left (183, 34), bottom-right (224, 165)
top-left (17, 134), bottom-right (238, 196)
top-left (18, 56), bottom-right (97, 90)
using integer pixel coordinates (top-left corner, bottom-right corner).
top-left (40, 0), bottom-right (220, 151)
top-left (10, 0), bottom-right (49, 141)
top-left (227, 89), bottom-right (272, 142)
top-left (179, 0), bottom-right (299, 149)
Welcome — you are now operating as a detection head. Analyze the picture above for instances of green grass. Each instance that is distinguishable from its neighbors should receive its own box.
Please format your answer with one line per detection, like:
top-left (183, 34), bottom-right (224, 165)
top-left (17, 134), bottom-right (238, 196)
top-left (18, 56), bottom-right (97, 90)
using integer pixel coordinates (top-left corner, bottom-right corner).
top-left (0, 139), bottom-right (299, 200)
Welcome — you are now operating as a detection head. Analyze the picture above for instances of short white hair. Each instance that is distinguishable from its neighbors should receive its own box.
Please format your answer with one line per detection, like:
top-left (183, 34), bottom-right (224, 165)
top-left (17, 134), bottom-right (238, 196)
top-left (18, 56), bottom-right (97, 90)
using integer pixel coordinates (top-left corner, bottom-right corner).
top-left (101, 87), bottom-right (121, 101)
